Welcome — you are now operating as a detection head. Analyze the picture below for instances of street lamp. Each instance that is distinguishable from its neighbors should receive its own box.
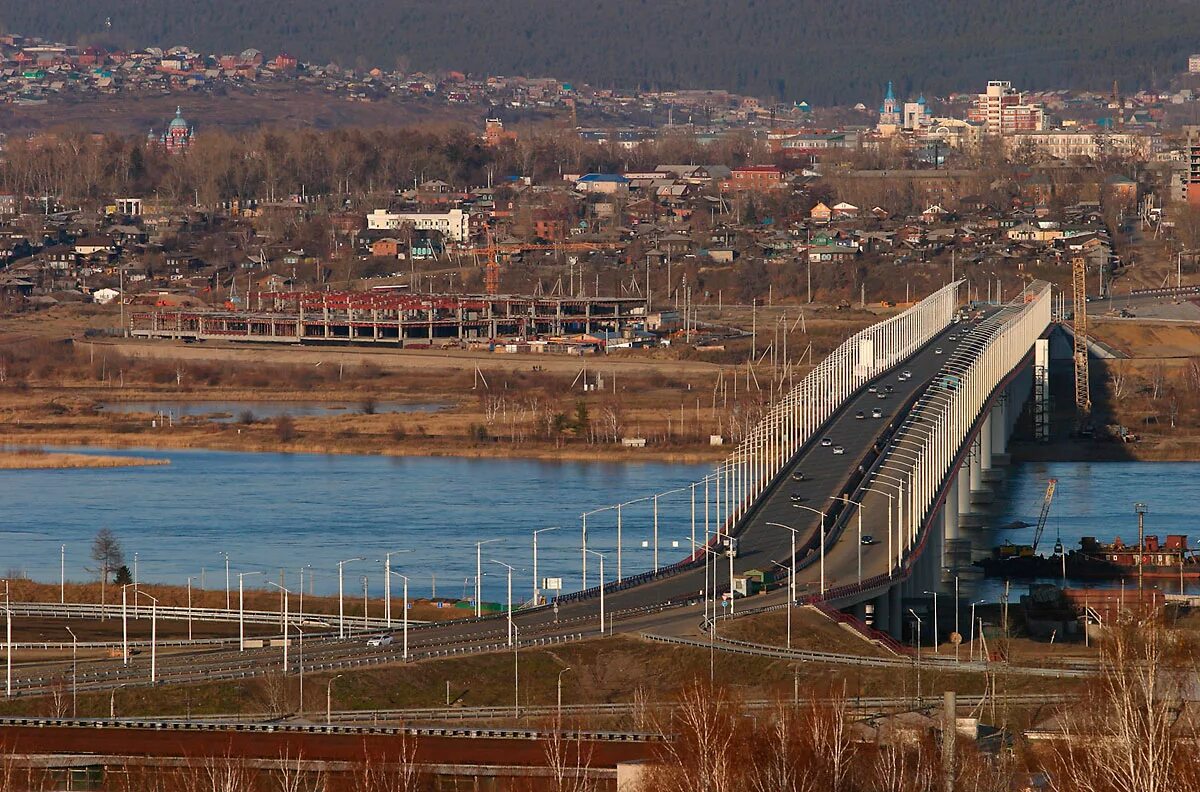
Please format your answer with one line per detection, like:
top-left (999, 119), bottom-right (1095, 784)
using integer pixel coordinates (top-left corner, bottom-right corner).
top-left (908, 608), bottom-right (923, 704)
top-left (218, 551), bottom-right (231, 611)
top-left (384, 551), bottom-right (413, 629)
top-left (388, 570), bottom-right (411, 661)
top-left (766, 522), bottom-right (800, 651)
top-left (237, 571), bottom-right (262, 651)
top-left (791, 504), bottom-right (828, 596)
top-left (830, 495), bottom-right (864, 584)
top-left (532, 527), bottom-right (560, 605)
top-left (135, 589), bottom-right (159, 684)
top-left (862, 486), bottom-right (896, 578)
top-left (475, 540), bottom-right (502, 617)
top-left (969, 600), bottom-right (986, 662)
top-left (923, 590), bottom-right (939, 653)
top-left (557, 666), bottom-right (572, 721)
top-left (186, 576), bottom-right (195, 642)
top-left (64, 625), bottom-right (77, 717)
top-left (326, 673), bottom-right (344, 724)
top-left (60, 544), bottom-right (66, 606)
top-left (336, 557), bottom-right (364, 639)
top-left (2, 589), bottom-right (10, 698)
top-left (712, 529), bottom-right (738, 614)
top-left (492, 560), bottom-right (516, 646)
top-left (267, 581), bottom-right (291, 674)
top-left (583, 549), bottom-right (607, 634)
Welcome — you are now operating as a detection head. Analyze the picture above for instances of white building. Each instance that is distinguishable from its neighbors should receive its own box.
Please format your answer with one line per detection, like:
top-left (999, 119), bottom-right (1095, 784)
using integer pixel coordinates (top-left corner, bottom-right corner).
top-left (968, 81), bottom-right (1045, 136)
top-left (1190, 54), bottom-right (1200, 74)
top-left (366, 208), bottom-right (470, 242)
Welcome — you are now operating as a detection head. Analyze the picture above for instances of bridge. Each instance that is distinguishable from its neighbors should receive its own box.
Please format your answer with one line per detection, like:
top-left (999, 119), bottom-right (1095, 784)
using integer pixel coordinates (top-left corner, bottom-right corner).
top-left (0, 281), bottom-right (1055, 696)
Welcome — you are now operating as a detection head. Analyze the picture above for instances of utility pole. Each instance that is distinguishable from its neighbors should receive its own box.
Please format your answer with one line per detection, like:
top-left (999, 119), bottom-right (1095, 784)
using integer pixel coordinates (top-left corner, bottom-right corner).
top-left (1136, 502), bottom-right (1147, 595)
top-left (942, 691), bottom-right (956, 792)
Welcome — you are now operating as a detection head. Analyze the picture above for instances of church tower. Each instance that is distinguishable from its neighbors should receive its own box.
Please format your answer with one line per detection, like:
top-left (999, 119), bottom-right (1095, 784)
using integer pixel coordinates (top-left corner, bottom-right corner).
top-left (879, 81), bottom-right (901, 127)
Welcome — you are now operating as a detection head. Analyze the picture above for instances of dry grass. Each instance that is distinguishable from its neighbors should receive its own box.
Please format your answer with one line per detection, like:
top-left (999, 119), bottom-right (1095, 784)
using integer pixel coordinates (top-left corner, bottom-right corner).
top-left (0, 450), bottom-right (168, 469)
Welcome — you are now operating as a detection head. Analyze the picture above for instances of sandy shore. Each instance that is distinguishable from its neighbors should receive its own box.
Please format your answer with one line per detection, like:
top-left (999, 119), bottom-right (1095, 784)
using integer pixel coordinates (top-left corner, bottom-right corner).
top-left (0, 451), bottom-right (170, 470)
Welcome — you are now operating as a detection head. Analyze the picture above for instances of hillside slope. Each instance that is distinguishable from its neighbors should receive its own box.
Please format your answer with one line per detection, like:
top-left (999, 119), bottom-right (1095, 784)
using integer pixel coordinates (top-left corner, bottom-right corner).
top-left (3, 0), bottom-right (1198, 103)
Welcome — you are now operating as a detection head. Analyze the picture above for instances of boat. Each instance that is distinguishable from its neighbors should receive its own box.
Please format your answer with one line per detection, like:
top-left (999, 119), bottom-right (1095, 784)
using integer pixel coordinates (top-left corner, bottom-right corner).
top-left (975, 534), bottom-right (1200, 580)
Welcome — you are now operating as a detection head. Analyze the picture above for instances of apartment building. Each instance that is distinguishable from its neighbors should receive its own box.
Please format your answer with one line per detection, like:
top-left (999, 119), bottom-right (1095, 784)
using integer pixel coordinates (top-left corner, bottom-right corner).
top-left (366, 208), bottom-right (471, 242)
top-left (968, 81), bottom-right (1045, 136)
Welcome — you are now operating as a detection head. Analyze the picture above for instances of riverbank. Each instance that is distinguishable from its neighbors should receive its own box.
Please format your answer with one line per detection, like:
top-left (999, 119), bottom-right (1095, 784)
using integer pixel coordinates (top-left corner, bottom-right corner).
top-left (1009, 437), bottom-right (1200, 463)
top-left (0, 449), bottom-right (169, 470)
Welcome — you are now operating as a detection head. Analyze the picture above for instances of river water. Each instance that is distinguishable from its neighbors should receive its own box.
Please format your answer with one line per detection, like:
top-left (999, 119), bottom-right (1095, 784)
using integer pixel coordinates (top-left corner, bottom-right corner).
top-left (974, 460), bottom-right (1200, 598)
top-left (0, 448), bottom-right (709, 603)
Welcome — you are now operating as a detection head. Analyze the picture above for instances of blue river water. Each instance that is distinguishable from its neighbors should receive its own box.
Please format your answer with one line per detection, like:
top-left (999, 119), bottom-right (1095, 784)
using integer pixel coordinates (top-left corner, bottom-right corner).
top-left (0, 448), bottom-right (710, 603)
top-left (974, 460), bottom-right (1200, 598)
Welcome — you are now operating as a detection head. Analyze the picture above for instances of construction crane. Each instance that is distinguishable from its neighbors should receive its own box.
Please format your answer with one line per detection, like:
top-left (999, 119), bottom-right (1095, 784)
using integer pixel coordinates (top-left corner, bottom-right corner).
top-left (1071, 256), bottom-right (1092, 434)
top-left (1030, 478), bottom-right (1059, 556)
top-left (463, 239), bottom-right (626, 296)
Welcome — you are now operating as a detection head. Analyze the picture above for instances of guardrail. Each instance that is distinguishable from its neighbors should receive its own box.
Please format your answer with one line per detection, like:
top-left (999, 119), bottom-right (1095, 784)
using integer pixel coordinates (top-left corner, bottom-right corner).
top-left (3, 601), bottom-right (409, 630)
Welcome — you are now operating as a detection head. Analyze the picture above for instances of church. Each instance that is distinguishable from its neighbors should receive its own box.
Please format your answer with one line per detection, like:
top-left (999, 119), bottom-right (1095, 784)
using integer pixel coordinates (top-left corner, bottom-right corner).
top-left (148, 107), bottom-right (194, 153)
top-left (877, 82), bottom-right (930, 136)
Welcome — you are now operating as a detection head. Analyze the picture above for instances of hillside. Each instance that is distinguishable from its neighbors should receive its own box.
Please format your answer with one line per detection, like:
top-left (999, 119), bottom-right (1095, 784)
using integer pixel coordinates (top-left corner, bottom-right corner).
top-left (3, 0), bottom-right (1199, 104)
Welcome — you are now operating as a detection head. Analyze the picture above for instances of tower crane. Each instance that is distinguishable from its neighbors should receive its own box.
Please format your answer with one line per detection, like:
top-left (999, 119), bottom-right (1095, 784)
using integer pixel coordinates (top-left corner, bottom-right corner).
top-left (1071, 256), bottom-right (1092, 435)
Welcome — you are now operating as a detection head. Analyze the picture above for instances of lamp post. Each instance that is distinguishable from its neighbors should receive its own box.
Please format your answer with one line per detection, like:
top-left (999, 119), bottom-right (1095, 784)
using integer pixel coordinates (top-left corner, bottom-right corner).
top-left (336, 557), bottom-right (364, 639)
top-left (557, 666), bottom-right (572, 721)
top-left (237, 571), bottom-right (262, 651)
top-left (267, 581), bottom-right (290, 674)
top-left (295, 625), bottom-right (305, 716)
top-left (326, 674), bottom-right (344, 724)
top-left (218, 552), bottom-right (231, 611)
top-left (492, 560), bottom-right (516, 646)
top-left (121, 583), bottom-right (133, 665)
top-left (186, 576), bottom-right (195, 642)
top-left (135, 590), bottom-right (159, 684)
top-left (712, 529), bottom-right (737, 614)
top-left (388, 571), bottom-right (410, 661)
top-left (767, 522), bottom-right (800, 650)
top-left (384, 550), bottom-right (413, 629)
top-left (532, 527), bottom-right (560, 606)
top-left (584, 549), bottom-right (606, 634)
top-left (923, 590), bottom-right (939, 653)
top-left (686, 536), bottom-right (724, 683)
top-left (908, 608), bottom-right (923, 704)
top-left (474, 540), bottom-right (501, 617)
top-left (791, 504), bottom-right (828, 596)
top-left (954, 574), bottom-right (960, 662)
top-left (60, 544), bottom-right (65, 606)
top-left (863, 487), bottom-right (896, 577)
top-left (969, 600), bottom-right (986, 662)
top-left (64, 625), bottom-right (77, 717)
top-left (2, 594), bottom-right (9, 698)
top-left (830, 495), bottom-right (864, 584)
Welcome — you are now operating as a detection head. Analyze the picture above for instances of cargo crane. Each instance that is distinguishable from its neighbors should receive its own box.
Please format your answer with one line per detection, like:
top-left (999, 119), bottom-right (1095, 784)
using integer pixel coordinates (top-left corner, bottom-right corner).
top-left (1071, 256), bottom-right (1092, 435)
top-left (1031, 478), bottom-right (1059, 556)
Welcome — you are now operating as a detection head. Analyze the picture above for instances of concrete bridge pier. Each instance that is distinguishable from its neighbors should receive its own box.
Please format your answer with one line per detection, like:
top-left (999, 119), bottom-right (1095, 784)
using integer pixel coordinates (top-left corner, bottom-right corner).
top-left (979, 413), bottom-right (995, 479)
top-left (873, 591), bottom-right (891, 634)
top-left (889, 584), bottom-right (903, 641)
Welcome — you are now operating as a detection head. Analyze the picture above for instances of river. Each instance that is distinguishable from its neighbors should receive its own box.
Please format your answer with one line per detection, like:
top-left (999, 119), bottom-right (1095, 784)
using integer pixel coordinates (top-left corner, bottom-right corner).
top-left (0, 448), bottom-right (709, 603)
top-left (975, 460), bottom-right (1200, 598)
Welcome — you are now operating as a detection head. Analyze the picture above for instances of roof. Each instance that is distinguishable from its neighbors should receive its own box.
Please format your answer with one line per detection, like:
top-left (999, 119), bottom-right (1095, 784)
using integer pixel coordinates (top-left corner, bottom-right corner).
top-left (578, 173), bottom-right (630, 183)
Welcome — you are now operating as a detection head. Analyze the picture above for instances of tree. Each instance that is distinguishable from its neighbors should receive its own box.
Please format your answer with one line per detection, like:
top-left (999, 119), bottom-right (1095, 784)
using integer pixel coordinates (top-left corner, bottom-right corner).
top-left (90, 527), bottom-right (124, 608)
top-left (113, 565), bottom-right (132, 585)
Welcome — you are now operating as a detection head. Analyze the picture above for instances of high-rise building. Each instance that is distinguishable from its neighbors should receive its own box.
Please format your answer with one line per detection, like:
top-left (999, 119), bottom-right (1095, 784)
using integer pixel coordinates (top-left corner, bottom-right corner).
top-left (968, 81), bottom-right (1045, 136)
top-left (1184, 126), bottom-right (1200, 206)
top-left (1189, 54), bottom-right (1200, 74)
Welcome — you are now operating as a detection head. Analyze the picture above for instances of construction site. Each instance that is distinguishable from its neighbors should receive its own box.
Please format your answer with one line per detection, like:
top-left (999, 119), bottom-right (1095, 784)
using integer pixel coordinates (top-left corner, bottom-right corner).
top-left (129, 290), bottom-right (653, 347)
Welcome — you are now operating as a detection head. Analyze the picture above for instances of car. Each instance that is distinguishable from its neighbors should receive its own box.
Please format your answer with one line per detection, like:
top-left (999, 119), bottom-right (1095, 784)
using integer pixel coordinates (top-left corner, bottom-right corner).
top-left (790, 493), bottom-right (804, 502)
top-left (877, 392), bottom-right (887, 399)
top-left (868, 385), bottom-right (878, 393)
top-left (949, 334), bottom-right (958, 341)
top-left (792, 471), bottom-right (806, 481)
top-left (367, 634), bottom-right (394, 647)
top-left (820, 437), bottom-right (833, 447)
top-left (861, 535), bottom-right (876, 545)
top-left (902, 369), bottom-right (912, 378)
top-left (832, 445), bottom-right (845, 455)
top-left (855, 410), bottom-right (865, 420)
top-left (884, 385), bottom-right (894, 394)
top-left (871, 408), bottom-right (883, 418)
top-left (934, 347), bottom-right (944, 354)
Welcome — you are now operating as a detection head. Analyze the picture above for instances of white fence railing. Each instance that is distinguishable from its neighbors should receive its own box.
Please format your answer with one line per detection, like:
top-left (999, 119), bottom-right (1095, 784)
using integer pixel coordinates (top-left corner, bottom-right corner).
top-left (874, 282), bottom-right (1051, 570)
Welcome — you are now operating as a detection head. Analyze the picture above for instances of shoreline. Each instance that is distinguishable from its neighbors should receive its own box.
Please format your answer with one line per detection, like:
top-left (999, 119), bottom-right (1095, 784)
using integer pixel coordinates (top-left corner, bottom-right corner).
top-left (1010, 439), bottom-right (1200, 464)
top-left (6, 433), bottom-right (723, 465)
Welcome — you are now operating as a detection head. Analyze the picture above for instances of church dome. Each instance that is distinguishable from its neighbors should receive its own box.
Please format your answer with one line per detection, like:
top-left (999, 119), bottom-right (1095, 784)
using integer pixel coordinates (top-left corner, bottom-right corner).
top-left (169, 106), bottom-right (189, 130)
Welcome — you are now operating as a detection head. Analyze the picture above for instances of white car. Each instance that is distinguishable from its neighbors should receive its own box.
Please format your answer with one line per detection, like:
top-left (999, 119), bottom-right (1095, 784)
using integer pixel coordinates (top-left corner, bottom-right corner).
top-left (832, 445), bottom-right (845, 455)
top-left (366, 634), bottom-right (394, 647)
top-left (934, 347), bottom-right (943, 355)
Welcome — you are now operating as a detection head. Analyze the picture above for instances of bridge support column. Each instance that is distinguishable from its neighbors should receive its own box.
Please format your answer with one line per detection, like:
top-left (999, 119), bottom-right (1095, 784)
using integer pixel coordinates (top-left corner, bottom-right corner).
top-left (888, 584), bottom-right (903, 640)
top-left (957, 463), bottom-right (971, 516)
top-left (968, 440), bottom-right (983, 492)
top-left (979, 413), bottom-right (994, 474)
top-left (944, 474), bottom-right (961, 572)
top-left (874, 592), bottom-right (891, 634)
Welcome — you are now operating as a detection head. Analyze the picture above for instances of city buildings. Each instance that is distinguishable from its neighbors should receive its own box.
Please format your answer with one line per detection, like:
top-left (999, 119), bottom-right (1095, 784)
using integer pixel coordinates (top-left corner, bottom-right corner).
top-left (366, 208), bottom-right (471, 242)
top-left (969, 81), bottom-right (1046, 136)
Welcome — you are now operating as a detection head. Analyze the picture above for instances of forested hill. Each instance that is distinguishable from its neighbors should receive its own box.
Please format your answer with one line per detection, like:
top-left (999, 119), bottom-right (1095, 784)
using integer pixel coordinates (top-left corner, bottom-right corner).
top-left (4, 0), bottom-right (1199, 103)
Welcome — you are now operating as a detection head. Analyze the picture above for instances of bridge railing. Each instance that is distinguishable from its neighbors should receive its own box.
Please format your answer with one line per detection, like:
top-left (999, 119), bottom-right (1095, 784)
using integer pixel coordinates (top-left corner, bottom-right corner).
top-left (869, 281), bottom-right (1052, 581)
top-left (571, 282), bottom-right (964, 597)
